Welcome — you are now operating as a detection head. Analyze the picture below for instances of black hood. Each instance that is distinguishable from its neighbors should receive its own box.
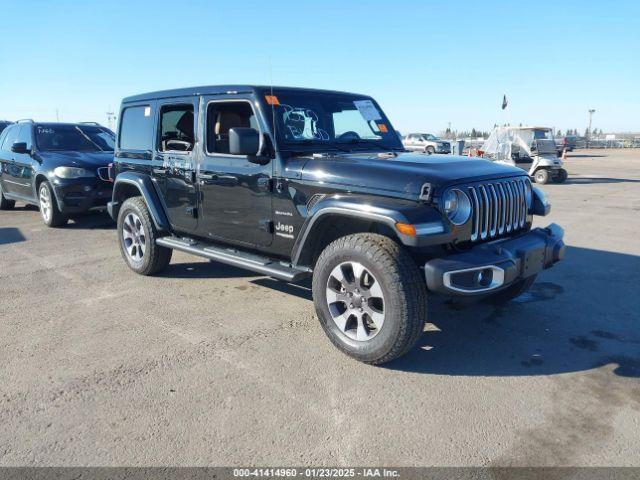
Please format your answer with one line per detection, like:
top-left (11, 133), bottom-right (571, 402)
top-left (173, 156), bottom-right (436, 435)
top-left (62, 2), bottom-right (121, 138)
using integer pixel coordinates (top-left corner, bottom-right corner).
top-left (299, 152), bottom-right (525, 198)
top-left (37, 150), bottom-right (114, 168)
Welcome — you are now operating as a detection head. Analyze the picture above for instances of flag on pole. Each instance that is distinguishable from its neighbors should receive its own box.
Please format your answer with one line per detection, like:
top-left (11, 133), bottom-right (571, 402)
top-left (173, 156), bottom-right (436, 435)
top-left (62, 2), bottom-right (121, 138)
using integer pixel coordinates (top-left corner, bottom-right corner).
top-left (501, 94), bottom-right (508, 110)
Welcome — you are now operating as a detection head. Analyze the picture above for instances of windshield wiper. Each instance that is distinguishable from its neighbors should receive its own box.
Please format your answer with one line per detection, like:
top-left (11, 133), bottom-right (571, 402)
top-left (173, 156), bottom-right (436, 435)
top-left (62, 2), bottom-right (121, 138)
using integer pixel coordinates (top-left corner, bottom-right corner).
top-left (288, 139), bottom-right (352, 153)
top-left (337, 138), bottom-right (401, 152)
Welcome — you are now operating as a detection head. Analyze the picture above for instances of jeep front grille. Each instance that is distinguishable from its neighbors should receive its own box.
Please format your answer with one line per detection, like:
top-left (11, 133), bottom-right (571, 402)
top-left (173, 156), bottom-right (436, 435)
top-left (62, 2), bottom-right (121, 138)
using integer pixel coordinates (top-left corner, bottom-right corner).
top-left (467, 178), bottom-right (531, 242)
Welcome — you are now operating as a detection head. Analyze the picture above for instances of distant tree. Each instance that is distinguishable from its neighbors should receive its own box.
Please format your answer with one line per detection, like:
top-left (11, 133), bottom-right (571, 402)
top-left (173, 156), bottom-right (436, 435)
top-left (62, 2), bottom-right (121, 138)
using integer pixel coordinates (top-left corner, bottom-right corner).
top-left (557, 129), bottom-right (563, 137)
top-left (584, 127), bottom-right (590, 137)
top-left (471, 128), bottom-right (477, 138)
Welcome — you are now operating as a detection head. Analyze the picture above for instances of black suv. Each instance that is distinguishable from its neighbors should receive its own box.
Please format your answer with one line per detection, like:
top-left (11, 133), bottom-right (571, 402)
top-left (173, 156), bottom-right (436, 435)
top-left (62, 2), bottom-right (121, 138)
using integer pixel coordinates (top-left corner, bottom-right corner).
top-left (0, 121), bottom-right (13, 134)
top-left (109, 85), bottom-right (565, 364)
top-left (0, 120), bottom-right (115, 226)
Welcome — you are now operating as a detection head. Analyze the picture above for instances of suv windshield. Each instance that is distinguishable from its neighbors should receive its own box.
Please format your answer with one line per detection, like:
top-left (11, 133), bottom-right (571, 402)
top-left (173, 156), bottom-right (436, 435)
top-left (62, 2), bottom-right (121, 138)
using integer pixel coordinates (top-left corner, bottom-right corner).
top-left (263, 90), bottom-right (403, 152)
top-left (36, 124), bottom-right (115, 152)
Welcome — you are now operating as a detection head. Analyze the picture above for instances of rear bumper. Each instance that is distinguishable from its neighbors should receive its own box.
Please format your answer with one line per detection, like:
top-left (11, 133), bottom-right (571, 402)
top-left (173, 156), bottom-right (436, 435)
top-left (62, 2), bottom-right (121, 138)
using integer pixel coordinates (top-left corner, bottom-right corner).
top-left (424, 224), bottom-right (565, 296)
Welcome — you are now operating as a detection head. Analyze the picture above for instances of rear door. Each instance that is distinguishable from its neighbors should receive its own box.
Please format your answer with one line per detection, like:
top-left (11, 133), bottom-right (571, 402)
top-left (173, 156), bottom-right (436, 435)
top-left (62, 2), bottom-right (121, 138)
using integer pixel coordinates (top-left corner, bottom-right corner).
top-left (196, 95), bottom-right (273, 247)
top-left (153, 98), bottom-right (199, 233)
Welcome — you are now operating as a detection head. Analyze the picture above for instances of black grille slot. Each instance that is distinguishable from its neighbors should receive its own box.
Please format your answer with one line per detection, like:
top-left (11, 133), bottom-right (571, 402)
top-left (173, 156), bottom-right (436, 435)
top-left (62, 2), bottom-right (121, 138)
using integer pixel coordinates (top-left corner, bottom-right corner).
top-left (468, 178), bottom-right (530, 242)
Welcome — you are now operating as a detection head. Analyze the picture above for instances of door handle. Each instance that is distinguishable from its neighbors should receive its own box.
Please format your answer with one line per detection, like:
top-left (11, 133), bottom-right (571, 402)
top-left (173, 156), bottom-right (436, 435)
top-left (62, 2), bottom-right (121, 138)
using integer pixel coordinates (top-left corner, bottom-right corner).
top-left (152, 167), bottom-right (168, 175)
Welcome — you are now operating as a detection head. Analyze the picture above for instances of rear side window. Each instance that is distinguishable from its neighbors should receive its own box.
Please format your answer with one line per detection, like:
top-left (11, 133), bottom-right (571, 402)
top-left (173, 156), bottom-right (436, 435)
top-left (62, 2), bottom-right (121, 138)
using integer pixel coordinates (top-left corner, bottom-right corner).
top-left (119, 106), bottom-right (152, 150)
top-left (158, 104), bottom-right (195, 152)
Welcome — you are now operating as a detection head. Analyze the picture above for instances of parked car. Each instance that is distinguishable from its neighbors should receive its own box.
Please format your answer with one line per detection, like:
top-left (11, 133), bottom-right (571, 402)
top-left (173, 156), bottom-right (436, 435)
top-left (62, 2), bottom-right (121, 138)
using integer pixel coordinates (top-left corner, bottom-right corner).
top-left (0, 121), bottom-right (13, 134)
top-left (482, 126), bottom-right (568, 184)
top-left (403, 133), bottom-right (451, 154)
top-left (109, 85), bottom-right (565, 364)
top-left (0, 120), bottom-right (115, 226)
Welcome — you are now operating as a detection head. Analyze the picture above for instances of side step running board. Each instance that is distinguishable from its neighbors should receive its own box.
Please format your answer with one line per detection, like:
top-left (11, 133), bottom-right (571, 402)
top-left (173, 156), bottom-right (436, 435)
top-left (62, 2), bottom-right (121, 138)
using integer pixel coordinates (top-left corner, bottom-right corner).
top-left (156, 237), bottom-right (311, 282)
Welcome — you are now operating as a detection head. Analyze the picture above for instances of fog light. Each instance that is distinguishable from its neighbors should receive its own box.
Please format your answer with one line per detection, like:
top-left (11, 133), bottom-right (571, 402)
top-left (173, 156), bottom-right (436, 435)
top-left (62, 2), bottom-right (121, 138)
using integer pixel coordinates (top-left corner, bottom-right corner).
top-left (84, 185), bottom-right (92, 192)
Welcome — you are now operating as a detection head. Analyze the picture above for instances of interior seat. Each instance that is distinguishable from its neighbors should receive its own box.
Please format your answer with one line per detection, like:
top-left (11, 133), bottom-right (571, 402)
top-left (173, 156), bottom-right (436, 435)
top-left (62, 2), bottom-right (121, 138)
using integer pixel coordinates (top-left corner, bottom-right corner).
top-left (214, 111), bottom-right (249, 154)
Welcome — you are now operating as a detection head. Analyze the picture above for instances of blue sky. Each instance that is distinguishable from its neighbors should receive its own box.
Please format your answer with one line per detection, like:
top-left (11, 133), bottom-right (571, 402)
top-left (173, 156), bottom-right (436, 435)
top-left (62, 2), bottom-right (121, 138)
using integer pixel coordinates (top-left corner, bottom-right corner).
top-left (1, 0), bottom-right (637, 134)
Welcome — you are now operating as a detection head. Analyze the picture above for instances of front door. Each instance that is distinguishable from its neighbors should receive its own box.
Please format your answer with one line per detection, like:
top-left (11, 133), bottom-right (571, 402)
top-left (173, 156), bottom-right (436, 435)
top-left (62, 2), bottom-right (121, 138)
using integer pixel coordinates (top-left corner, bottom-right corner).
top-left (196, 96), bottom-right (273, 247)
top-left (6, 124), bottom-right (36, 200)
top-left (153, 99), bottom-right (199, 233)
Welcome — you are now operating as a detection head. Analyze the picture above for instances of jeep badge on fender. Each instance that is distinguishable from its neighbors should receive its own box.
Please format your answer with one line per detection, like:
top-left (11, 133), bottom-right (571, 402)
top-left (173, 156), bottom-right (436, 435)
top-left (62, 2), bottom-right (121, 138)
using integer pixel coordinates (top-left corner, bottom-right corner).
top-left (108, 85), bottom-right (565, 365)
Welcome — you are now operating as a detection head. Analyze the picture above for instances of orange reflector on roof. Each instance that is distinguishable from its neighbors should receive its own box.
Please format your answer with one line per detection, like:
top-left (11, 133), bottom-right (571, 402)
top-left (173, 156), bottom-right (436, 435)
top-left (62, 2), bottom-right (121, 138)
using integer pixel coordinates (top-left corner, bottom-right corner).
top-left (378, 123), bottom-right (388, 133)
top-left (265, 95), bottom-right (280, 105)
top-left (395, 222), bottom-right (417, 237)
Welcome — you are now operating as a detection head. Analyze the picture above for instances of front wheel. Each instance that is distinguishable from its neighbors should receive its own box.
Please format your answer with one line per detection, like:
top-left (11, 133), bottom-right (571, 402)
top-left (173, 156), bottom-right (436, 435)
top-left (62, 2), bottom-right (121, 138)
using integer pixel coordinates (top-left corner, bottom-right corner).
top-left (533, 169), bottom-right (550, 184)
top-left (39, 181), bottom-right (68, 227)
top-left (425, 146), bottom-right (435, 155)
top-left (117, 196), bottom-right (172, 275)
top-left (312, 233), bottom-right (427, 364)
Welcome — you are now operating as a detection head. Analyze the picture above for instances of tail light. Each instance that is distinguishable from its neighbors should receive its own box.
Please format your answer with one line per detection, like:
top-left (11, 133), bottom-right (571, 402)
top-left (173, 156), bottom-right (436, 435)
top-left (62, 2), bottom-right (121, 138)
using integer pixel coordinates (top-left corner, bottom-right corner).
top-left (107, 163), bottom-right (115, 183)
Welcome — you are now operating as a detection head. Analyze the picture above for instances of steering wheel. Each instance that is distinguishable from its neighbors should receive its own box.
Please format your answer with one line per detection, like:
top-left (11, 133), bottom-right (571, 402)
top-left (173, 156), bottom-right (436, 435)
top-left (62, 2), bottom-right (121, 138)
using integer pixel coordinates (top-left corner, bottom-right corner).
top-left (337, 131), bottom-right (361, 140)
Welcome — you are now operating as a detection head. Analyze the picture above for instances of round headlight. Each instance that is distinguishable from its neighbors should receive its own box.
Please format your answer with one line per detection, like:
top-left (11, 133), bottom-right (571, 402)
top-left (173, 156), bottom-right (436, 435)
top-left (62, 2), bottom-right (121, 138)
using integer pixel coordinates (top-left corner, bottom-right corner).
top-left (443, 189), bottom-right (472, 225)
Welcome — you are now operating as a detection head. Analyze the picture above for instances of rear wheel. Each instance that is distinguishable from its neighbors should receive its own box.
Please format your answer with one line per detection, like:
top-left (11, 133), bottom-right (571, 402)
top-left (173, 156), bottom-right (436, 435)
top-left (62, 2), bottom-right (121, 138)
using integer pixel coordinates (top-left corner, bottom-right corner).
top-left (312, 233), bottom-right (427, 364)
top-left (533, 169), bottom-right (549, 184)
top-left (39, 181), bottom-right (68, 227)
top-left (0, 184), bottom-right (15, 210)
top-left (117, 196), bottom-right (172, 275)
top-left (552, 168), bottom-right (568, 183)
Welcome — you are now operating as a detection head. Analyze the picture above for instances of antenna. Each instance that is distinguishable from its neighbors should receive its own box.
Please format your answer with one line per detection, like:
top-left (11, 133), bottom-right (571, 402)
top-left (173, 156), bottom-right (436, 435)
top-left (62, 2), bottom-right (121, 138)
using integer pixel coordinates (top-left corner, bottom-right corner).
top-left (55, 109), bottom-right (60, 122)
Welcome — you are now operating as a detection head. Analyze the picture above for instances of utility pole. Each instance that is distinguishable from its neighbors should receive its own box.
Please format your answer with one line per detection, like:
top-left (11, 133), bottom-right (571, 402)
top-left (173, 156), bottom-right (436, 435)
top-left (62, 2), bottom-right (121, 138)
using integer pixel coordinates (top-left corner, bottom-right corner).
top-left (588, 109), bottom-right (596, 146)
top-left (55, 109), bottom-right (60, 122)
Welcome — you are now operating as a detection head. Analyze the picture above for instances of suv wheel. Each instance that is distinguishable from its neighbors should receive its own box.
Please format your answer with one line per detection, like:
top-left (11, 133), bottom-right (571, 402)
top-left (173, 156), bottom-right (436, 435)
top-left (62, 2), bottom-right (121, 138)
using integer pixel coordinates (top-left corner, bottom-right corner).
top-left (39, 181), bottom-right (68, 227)
top-left (533, 169), bottom-right (549, 184)
top-left (117, 196), bottom-right (172, 275)
top-left (0, 184), bottom-right (16, 210)
top-left (485, 275), bottom-right (537, 304)
top-left (425, 146), bottom-right (435, 155)
top-left (312, 233), bottom-right (427, 364)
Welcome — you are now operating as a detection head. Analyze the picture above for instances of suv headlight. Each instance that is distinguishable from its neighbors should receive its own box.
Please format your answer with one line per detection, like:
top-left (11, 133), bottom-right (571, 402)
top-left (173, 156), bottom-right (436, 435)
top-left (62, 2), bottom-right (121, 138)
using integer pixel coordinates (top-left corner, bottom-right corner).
top-left (443, 188), bottom-right (472, 225)
top-left (54, 167), bottom-right (95, 179)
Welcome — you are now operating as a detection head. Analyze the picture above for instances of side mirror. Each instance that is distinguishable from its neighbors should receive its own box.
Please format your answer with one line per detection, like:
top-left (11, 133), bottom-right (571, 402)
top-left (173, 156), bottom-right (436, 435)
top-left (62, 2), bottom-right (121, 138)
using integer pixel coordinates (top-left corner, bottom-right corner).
top-left (229, 128), bottom-right (260, 156)
top-left (11, 142), bottom-right (29, 154)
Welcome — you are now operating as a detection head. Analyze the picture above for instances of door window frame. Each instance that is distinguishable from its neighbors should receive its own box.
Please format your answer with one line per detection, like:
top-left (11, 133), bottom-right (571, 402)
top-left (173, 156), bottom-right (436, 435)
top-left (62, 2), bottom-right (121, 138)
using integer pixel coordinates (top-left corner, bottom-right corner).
top-left (155, 100), bottom-right (197, 156)
top-left (203, 98), bottom-right (264, 159)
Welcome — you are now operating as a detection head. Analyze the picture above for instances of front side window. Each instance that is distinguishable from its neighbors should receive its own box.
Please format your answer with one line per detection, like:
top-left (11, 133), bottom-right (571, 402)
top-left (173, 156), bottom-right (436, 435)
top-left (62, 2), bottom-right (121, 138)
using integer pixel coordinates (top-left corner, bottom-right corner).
top-left (0, 125), bottom-right (18, 150)
top-left (35, 124), bottom-right (111, 152)
top-left (262, 90), bottom-right (402, 152)
top-left (206, 102), bottom-right (259, 155)
top-left (119, 105), bottom-right (152, 151)
top-left (158, 104), bottom-right (195, 152)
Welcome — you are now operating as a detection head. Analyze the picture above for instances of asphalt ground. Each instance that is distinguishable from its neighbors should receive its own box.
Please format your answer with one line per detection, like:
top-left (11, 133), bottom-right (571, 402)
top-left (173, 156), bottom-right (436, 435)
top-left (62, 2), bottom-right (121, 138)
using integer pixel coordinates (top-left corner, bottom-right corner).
top-left (0, 149), bottom-right (639, 466)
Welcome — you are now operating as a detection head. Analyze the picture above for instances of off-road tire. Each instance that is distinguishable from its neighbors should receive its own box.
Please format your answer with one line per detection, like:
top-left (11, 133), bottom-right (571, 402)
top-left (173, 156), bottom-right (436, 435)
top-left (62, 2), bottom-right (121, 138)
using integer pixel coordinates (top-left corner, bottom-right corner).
top-left (38, 181), bottom-right (68, 227)
top-left (426, 146), bottom-right (436, 155)
top-left (312, 233), bottom-right (427, 364)
top-left (0, 184), bottom-right (15, 210)
top-left (117, 196), bottom-right (172, 275)
top-left (485, 275), bottom-right (537, 304)
top-left (534, 169), bottom-right (549, 184)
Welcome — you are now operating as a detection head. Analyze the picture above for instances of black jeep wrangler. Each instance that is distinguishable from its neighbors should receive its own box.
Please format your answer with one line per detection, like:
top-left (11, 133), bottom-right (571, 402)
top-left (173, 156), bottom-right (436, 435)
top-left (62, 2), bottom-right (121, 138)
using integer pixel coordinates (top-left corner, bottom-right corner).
top-left (108, 85), bottom-right (565, 364)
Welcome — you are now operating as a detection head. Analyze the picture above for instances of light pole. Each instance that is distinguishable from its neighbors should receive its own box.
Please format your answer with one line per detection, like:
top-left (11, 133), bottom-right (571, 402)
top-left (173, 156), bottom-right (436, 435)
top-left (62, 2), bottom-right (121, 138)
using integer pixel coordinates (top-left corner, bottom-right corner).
top-left (588, 109), bottom-right (596, 146)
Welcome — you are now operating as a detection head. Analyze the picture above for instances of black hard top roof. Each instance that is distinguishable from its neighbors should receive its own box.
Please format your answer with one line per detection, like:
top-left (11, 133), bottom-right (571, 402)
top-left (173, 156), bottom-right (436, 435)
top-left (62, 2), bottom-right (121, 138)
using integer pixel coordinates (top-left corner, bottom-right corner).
top-left (122, 85), bottom-right (371, 103)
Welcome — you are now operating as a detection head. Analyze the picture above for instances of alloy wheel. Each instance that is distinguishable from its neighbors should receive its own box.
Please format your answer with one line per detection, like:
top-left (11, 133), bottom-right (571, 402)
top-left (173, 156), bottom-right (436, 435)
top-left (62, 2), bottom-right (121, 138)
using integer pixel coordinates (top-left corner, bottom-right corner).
top-left (326, 261), bottom-right (385, 341)
top-left (39, 184), bottom-right (51, 222)
top-left (122, 212), bottom-right (146, 261)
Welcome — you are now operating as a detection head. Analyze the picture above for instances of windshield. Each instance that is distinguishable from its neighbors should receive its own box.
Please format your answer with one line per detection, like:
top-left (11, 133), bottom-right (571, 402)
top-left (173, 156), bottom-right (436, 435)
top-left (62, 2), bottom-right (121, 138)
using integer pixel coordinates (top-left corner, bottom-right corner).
top-left (263, 90), bottom-right (402, 152)
top-left (36, 124), bottom-right (115, 152)
top-left (422, 134), bottom-right (439, 141)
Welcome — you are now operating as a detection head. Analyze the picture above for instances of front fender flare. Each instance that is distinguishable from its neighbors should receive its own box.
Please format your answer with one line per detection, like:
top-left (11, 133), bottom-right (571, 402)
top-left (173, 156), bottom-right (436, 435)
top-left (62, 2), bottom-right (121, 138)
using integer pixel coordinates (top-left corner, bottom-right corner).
top-left (109, 172), bottom-right (170, 231)
top-left (291, 194), bottom-right (451, 267)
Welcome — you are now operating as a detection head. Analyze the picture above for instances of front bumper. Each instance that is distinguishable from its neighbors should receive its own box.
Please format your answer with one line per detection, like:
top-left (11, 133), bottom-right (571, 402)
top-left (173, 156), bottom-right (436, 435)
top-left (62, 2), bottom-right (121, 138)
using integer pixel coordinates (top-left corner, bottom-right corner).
top-left (52, 178), bottom-right (113, 214)
top-left (424, 224), bottom-right (565, 296)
